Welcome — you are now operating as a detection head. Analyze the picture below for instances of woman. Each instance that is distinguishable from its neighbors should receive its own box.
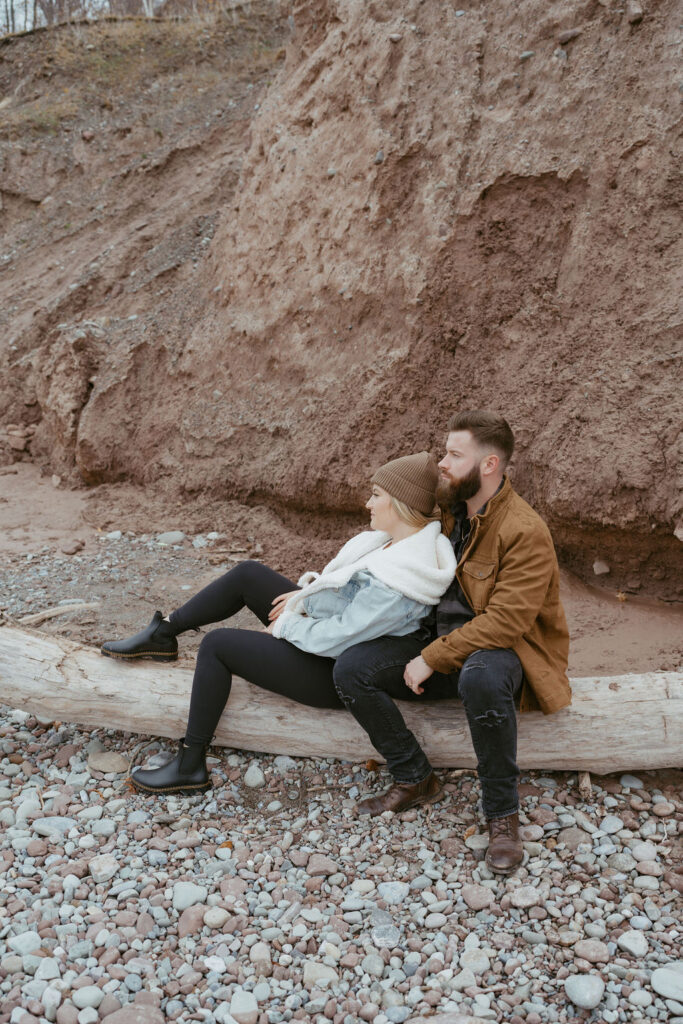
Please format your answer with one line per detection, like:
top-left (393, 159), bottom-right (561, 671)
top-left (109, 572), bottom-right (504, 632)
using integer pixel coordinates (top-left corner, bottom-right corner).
top-left (100, 452), bottom-right (456, 795)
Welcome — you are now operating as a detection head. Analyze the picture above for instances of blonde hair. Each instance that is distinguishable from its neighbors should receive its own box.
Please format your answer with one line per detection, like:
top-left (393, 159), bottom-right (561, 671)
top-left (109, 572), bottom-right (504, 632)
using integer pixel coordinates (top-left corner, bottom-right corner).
top-left (390, 497), bottom-right (440, 529)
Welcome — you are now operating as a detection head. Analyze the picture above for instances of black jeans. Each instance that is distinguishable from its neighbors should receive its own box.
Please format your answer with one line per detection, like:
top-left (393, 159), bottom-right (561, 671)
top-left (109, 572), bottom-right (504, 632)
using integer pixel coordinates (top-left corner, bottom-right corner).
top-left (333, 634), bottom-right (523, 820)
top-left (168, 562), bottom-right (342, 745)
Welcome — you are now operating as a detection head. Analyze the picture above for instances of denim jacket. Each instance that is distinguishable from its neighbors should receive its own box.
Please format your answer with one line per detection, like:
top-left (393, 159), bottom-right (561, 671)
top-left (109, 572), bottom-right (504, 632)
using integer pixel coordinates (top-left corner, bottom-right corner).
top-left (274, 569), bottom-right (431, 658)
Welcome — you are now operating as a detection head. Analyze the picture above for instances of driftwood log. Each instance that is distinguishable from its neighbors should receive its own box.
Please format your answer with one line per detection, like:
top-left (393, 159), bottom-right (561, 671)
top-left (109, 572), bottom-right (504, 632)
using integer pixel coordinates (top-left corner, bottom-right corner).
top-left (1, 626), bottom-right (681, 773)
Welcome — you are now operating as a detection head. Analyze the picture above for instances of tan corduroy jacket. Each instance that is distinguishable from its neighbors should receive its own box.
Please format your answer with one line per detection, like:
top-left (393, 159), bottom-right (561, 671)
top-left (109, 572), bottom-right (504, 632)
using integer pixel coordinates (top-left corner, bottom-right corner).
top-left (421, 476), bottom-right (571, 714)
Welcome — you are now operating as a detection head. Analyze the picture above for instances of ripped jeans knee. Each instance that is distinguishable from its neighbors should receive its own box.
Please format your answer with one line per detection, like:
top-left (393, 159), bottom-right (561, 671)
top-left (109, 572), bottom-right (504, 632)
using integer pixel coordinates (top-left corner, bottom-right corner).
top-left (473, 707), bottom-right (508, 728)
top-left (333, 678), bottom-right (355, 710)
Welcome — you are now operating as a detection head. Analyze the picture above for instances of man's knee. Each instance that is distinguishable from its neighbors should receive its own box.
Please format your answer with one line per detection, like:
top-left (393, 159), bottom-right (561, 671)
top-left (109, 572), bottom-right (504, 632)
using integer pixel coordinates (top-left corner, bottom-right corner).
top-left (457, 649), bottom-right (521, 710)
top-left (332, 647), bottom-right (370, 704)
top-left (333, 635), bottom-right (423, 706)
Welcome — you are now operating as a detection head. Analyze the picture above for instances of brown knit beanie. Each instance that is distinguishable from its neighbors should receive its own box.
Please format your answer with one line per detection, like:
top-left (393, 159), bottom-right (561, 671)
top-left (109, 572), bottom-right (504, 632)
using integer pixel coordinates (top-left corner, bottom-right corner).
top-left (371, 451), bottom-right (438, 516)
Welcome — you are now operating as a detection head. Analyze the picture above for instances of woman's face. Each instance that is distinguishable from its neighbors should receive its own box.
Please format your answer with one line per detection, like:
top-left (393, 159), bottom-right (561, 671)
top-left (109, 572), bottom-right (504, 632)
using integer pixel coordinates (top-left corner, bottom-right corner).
top-left (366, 484), bottom-right (398, 533)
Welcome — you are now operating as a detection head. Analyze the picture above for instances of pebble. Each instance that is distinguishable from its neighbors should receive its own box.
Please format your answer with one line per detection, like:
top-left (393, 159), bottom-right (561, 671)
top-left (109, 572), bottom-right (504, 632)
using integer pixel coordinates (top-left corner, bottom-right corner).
top-left (87, 751), bottom-right (129, 773)
top-left (8, 933), bottom-right (41, 956)
top-left (377, 881), bottom-right (409, 904)
top-left (651, 964), bottom-right (683, 1001)
top-left (558, 826), bottom-right (592, 850)
top-left (230, 988), bottom-right (258, 1024)
top-left (88, 854), bottom-right (120, 883)
top-left (104, 1009), bottom-right (164, 1024)
top-left (72, 987), bottom-right (104, 1010)
top-left (608, 851), bottom-right (636, 872)
top-left (204, 906), bottom-right (230, 928)
top-left (156, 531), bottom-right (185, 545)
top-left (573, 939), bottom-right (609, 963)
top-left (249, 942), bottom-right (272, 967)
top-left (307, 853), bottom-right (339, 876)
top-left (509, 885), bottom-right (541, 908)
top-left (362, 954), bottom-right (385, 978)
top-left (600, 814), bottom-right (624, 834)
top-left (616, 929), bottom-right (649, 957)
top-left (462, 884), bottom-right (494, 910)
top-left (564, 974), bottom-right (605, 1009)
top-left (303, 962), bottom-right (339, 988)
top-left (464, 833), bottom-right (489, 850)
top-left (459, 949), bottom-right (490, 975)
top-left (172, 881), bottom-right (207, 910)
top-left (33, 816), bottom-right (77, 836)
top-left (425, 912), bottom-right (448, 928)
top-left (244, 763), bottom-right (266, 788)
top-left (631, 840), bottom-right (658, 861)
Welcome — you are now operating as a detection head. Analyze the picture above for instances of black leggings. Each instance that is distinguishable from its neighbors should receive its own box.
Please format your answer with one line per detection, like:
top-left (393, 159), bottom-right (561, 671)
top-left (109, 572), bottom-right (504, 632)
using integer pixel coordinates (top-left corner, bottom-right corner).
top-left (168, 561), bottom-right (343, 745)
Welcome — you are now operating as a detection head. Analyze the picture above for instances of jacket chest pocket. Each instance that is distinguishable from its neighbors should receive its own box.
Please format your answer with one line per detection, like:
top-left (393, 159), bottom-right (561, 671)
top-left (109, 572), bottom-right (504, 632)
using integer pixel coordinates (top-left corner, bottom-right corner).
top-left (461, 560), bottom-right (497, 612)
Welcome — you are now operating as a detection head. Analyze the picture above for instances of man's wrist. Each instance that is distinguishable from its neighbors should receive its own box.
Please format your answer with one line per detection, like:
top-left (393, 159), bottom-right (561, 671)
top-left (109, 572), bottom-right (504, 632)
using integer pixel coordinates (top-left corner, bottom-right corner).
top-left (420, 646), bottom-right (437, 670)
top-left (421, 638), bottom-right (454, 674)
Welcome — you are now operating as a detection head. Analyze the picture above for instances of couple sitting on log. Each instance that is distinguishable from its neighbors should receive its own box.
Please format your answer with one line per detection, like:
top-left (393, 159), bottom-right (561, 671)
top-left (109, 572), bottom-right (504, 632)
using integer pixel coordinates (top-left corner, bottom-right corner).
top-left (101, 410), bottom-right (571, 874)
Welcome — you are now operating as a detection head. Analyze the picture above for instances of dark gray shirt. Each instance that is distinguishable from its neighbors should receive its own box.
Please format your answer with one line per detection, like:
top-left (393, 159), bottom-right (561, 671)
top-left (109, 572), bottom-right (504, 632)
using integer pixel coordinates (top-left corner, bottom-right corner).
top-left (434, 503), bottom-right (475, 637)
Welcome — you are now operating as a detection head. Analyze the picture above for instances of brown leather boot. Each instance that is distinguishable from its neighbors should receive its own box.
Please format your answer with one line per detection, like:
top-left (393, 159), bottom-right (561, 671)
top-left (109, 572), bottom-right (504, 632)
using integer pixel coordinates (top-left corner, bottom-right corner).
top-left (486, 811), bottom-right (523, 873)
top-left (356, 772), bottom-right (444, 816)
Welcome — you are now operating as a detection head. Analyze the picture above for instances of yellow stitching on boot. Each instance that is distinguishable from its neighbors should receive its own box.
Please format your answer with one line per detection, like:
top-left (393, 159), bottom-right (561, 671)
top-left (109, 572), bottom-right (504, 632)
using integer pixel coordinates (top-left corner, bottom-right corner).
top-left (131, 780), bottom-right (210, 792)
top-left (102, 650), bottom-right (177, 658)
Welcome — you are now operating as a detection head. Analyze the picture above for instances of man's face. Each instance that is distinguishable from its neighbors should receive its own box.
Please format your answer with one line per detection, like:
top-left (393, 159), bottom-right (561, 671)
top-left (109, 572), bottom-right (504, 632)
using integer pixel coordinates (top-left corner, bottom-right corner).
top-left (436, 431), bottom-right (483, 507)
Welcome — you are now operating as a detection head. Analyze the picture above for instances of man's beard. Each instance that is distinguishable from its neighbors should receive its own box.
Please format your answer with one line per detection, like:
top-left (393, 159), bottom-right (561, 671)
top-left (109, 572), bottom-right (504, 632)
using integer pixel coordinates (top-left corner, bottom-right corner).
top-left (436, 464), bottom-right (482, 508)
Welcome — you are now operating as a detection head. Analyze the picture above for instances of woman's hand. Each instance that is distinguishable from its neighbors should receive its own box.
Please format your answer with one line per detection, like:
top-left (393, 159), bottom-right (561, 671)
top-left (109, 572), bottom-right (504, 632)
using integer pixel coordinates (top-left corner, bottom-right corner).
top-left (268, 591), bottom-right (299, 622)
top-left (404, 655), bottom-right (434, 695)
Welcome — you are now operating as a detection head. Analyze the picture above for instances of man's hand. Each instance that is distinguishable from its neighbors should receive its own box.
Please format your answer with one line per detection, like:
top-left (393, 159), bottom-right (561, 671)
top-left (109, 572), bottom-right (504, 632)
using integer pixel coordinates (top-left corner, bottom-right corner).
top-left (268, 591), bottom-right (299, 622)
top-left (404, 655), bottom-right (434, 695)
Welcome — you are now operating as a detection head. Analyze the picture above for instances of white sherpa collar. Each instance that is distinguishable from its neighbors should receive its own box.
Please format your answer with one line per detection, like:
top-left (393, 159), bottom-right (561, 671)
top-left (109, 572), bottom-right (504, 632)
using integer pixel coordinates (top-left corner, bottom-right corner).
top-left (283, 521), bottom-right (456, 618)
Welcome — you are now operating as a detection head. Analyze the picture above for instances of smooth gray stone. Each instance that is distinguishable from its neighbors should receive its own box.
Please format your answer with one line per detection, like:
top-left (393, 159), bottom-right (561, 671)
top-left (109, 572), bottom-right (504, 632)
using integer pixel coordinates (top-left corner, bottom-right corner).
top-left (565, 974), bottom-right (605, 1009)
top-left (32, 816), bottom-right (77, 836)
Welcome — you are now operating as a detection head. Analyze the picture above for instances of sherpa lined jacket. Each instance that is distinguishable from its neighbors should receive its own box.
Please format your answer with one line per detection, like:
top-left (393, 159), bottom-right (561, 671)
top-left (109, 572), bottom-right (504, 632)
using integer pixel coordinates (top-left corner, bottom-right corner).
top-left (421, 477), bottom-right (571, 714)
top-left (272, 521), bottom-right (456, 658)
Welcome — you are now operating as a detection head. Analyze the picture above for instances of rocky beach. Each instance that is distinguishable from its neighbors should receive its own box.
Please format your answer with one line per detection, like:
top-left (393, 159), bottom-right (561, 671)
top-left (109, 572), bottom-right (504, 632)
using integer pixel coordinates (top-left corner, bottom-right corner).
top-left (0, 709), bottom-right (681, 1024)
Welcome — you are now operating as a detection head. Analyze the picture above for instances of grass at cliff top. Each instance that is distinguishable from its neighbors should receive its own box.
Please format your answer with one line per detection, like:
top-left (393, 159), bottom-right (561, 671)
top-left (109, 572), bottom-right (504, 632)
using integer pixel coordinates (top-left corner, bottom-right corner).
top-left (0, 10), bottom-right (285, 136)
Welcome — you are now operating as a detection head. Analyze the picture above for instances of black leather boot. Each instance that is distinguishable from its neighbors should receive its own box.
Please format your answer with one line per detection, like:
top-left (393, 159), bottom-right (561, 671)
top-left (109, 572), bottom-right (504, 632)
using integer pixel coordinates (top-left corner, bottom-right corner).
top-left (130, 738), bottom-right (210, 795)
top-left (101, 611), bottom-right (178, 661)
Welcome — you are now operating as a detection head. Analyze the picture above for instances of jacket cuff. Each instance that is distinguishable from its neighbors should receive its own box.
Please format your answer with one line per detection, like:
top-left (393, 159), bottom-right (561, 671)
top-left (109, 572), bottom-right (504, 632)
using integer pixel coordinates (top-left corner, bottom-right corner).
top-left (297, 571), bottom-right (319, 588)
top-left (271, 616), bottom-right (287, 640)
top-left (421, 636), bottom-right (462, 674)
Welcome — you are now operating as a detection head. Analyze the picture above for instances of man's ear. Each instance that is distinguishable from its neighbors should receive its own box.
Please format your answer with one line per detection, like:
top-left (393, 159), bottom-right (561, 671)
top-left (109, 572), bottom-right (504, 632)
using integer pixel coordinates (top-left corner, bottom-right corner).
top-left (480, 452), bottom-right (500, 477)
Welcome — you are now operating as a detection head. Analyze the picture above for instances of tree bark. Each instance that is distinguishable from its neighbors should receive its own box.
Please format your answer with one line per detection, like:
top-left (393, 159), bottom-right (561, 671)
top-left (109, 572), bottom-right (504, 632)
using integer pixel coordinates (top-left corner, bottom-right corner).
top-left (1, 625), bottom-right (681, 772)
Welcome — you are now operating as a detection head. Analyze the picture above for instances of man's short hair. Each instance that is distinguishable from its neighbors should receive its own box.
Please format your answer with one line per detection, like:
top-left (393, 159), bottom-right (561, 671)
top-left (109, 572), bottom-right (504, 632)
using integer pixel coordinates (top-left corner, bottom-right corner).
top-left (448, 410), bottom-right (515, 467)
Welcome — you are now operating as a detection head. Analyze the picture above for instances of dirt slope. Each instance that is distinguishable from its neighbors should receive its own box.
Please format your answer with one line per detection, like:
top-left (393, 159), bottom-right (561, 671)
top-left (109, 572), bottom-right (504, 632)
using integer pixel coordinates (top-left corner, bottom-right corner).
top-left (1, 0), bottom-right (681, 599)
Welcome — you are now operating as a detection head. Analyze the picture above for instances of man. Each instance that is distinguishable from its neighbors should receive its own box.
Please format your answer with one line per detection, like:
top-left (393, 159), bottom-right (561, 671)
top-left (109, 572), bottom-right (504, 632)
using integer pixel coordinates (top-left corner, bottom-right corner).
top-left (333, 410), bottom-right (571, 873)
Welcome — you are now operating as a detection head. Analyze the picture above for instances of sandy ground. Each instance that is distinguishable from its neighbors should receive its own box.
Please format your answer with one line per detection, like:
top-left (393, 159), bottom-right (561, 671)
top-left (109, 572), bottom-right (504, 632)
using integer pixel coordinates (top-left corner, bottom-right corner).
top-left (1, 464), bottom-right (681, 677)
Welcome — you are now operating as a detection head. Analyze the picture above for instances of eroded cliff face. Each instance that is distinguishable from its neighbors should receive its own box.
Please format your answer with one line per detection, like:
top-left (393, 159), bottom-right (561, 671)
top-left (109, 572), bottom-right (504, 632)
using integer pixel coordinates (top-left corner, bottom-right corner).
top-left (1, 0), bottom-right (681, 597)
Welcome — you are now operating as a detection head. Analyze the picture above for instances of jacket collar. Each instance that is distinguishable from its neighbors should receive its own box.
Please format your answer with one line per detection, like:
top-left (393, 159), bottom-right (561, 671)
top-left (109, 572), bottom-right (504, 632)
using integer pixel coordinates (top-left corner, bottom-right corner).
top-left (472, 474), bottom-right (511, 521)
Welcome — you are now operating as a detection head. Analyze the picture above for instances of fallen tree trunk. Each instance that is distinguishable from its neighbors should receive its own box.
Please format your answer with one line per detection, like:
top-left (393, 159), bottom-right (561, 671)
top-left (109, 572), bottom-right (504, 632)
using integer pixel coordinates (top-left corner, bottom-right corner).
top-left (1, 626), bottom-right (681, 772)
